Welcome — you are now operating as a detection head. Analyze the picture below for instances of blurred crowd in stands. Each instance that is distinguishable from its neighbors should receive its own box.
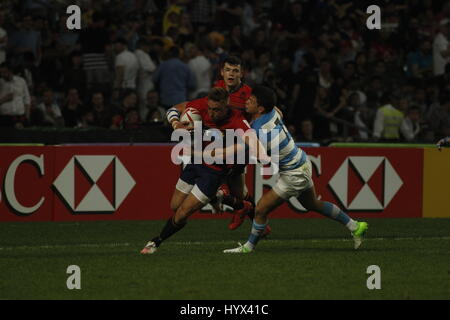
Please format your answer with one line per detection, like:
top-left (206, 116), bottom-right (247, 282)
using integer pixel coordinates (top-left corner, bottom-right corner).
top-left (0, 0), bottom-right (449, 144)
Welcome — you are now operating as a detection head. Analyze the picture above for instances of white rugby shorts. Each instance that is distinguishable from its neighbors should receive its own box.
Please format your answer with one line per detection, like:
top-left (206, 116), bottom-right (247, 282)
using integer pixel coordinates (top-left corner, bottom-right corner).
top-left (272, 159), bottom-right (314, 200)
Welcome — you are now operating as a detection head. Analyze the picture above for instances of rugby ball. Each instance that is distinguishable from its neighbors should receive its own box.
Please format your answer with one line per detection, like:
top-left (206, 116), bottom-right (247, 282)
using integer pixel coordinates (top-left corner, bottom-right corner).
top-left (180, 107), bottom-right (202, 123)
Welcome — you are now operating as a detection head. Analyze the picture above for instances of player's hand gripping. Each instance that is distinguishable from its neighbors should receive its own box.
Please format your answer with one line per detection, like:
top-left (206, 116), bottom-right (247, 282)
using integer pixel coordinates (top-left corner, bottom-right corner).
top-left (172, 120), bottom-right (194, 131)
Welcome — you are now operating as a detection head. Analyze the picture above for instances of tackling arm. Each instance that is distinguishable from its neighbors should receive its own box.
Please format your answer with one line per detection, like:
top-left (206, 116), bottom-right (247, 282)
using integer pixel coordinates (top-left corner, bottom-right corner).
top-left (207, 130), bottom-right (271, 164)
top-left (166, 101), bottom-right (188, 129)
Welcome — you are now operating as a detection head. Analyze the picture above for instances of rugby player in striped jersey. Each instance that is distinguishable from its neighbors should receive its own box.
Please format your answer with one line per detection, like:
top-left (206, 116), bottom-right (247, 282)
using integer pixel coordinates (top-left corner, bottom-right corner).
top-left (223, 86), bottom-right (369, 253)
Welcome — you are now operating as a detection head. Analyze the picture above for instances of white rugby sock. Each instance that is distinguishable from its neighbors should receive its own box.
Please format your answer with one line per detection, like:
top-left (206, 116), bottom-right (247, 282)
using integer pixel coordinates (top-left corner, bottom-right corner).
top-left (346, 219), bottom-right (358, 232)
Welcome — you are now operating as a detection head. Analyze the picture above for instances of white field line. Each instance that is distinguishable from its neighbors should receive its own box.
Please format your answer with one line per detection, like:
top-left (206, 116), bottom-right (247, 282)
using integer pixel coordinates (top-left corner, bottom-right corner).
top-left (0, 236), bottom-right (449, 251)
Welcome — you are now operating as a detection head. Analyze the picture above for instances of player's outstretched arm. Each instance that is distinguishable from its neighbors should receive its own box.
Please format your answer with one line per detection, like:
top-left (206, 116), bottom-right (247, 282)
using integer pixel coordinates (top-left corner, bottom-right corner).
top-left (243, 130), bottom-right (271, 164)
top-left (204, 131), bottom-right (270, 164)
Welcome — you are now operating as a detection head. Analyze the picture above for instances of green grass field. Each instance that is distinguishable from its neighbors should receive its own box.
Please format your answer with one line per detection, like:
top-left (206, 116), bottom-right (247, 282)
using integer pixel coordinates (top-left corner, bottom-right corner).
top-left (0, 218), bottom-right (449, 300)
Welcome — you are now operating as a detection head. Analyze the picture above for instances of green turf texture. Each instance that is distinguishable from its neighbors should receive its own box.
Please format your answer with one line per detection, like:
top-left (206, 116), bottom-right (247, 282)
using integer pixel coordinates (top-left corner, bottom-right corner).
top-left (0, 218), bottom-right (449, 300)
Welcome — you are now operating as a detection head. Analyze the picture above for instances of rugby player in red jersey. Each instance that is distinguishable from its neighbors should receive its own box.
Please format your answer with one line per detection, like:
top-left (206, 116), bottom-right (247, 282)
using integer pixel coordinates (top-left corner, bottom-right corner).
top-left (166, 56), bottom-right (268, 233)
top-left (141, 88), bottom-right (263, 254)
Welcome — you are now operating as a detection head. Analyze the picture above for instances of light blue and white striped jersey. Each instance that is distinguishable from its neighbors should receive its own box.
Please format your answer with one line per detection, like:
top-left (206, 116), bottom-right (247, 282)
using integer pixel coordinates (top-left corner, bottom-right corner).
top-left (251, 109), bottom-right (307, 172)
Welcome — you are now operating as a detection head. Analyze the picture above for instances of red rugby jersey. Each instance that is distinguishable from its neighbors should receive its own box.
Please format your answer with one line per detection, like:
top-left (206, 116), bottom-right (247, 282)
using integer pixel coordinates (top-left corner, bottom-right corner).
top-left (214, 80), bottom-right (252, 112)
top-left (186, 97), bottom-right (251, 172)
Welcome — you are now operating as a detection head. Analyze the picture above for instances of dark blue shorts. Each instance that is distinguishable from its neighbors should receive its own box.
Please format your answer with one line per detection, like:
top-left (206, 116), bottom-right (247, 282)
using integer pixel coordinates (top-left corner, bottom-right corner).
top-left (176, 164), bottom-right (226, 203)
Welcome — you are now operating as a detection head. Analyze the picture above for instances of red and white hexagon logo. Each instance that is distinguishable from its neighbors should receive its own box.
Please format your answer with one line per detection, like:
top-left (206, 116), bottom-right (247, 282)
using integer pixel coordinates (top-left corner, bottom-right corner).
top-left (53, 155), bottom-right (136, 213)
top-left (328, 156), bottom-right (403, 210)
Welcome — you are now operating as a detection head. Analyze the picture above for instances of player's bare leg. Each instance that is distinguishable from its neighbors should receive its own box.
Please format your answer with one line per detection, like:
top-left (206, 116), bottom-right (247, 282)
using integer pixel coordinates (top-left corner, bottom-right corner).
top-left (253, 190), bottom-right (285, 225)
top-left (173, 192), bottom-right (206, 224)
top-left (170, 189), bottom-right (189, 212)
top-left (297, 187), bottom-right (368, 249)
top-left (141, 191), bottom-right (206, 254)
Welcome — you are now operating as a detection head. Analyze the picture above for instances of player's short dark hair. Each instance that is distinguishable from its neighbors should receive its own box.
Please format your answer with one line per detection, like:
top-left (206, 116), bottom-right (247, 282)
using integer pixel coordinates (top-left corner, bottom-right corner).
top-left (223, 55), bottom-right (242, 67)
top-left (252, 85), bottom-right (276, 113)
top-left (208, 87), bottom-right (229, 103)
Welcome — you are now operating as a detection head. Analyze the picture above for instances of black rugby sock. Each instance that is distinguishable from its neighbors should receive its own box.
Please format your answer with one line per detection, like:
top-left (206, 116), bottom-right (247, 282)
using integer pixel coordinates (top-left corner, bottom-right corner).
top-left (152, 216), bottom-right (186, 247)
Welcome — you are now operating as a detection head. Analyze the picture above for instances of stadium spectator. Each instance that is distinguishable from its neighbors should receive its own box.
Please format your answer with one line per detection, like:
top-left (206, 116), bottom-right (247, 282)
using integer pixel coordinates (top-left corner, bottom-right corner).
top-left (111, 89), bottom-right (138, 129)
top-left (163, 1), bottom-right (182, 36)
top-left (8, 14), bottom-right (42, 67)
top-left (427, 91), bottom-right (450, 139)
top-left (139, 13), bottom-right (160, 38)
top-left (297, 118), bottom-right (317, 143)
top-left (28, 94), bottom-right (44, 127)
top-left (152, 45), bottom-right (196, 108)
top-left (61, 88), bottom-right (85, 128)
top-left (55, 14), bottom-right (80, 56)
top-left (0, 63), bottom-right (31, 128)
top-left (372, 93), bottom-right (405, 142)
top-left (142, 89), bottom-right (166, 124)
top-left (148, 38), bottom-right (164, 66)
top-left (79, 11), bottom-right (111, 93)
top-left (89, 91), bottom-right (112, 129)
top-left (312, 87), bottom-right (333, 141)
top-left (146, 107), bottom-right (165, 124)
top-left (187, 43), bottom-right (212, 99)
top-left (62, 51), bottom-right (86, 98)
top-left (114, 37), bottom-right (139, 90)
top-left (135, 39), bottom-right (157, 114)
top-left (227, 25), bottom-right (244, 51)
top-left (116, 16), bottom-right (140, 52)
top-left (36, 88), bottom-right (64, 127)
top-left (400, 106), bottom-right (423, 142)
top-left (178, 13), bottom-right (194, 46)
top-left (406, 39), bottom-right (433, 80)
top-left (354, 103), bottom-right (375, 141)
top-left (365, 76), bottom-right (384, 107)
top-left (433, 19), bottom-right (450, 76)
top-left (123, 108), bottom-right (142, 129)
top-left (249, 52), bottom-right (272, 86)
